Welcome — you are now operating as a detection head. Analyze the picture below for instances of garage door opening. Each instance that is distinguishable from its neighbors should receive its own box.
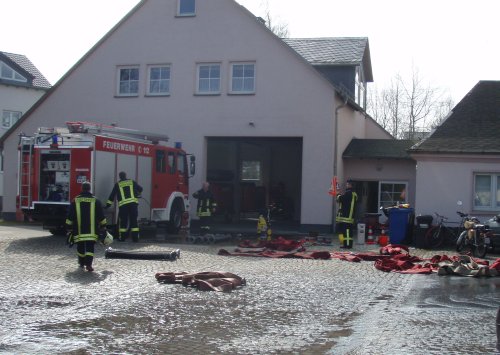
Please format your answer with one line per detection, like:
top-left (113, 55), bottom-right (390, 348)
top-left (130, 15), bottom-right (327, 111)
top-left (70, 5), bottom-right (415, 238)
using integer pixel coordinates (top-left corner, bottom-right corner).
top-left (207, 137), bottom-right (302, 226)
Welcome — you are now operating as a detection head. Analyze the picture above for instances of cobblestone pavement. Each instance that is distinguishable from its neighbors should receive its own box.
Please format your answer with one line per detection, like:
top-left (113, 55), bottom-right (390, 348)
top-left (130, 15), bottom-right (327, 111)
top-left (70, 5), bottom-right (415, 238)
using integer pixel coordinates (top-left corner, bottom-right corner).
top-left (0, 224), bottom-right (499, 354)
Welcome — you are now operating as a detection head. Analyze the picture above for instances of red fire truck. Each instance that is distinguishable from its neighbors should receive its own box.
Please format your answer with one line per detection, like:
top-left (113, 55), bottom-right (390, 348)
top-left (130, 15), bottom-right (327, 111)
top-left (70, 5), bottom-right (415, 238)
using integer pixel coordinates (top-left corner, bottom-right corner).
top-left (17, 121), bottom-right (195, 235)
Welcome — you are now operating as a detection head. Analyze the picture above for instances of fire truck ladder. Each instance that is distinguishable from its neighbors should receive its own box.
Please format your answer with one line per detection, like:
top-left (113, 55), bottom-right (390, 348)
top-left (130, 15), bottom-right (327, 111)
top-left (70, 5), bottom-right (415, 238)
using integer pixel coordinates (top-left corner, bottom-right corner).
top-left (19, 136), bottom-right (36, 209)
top-left (66, 121), bottom-right (170, 144)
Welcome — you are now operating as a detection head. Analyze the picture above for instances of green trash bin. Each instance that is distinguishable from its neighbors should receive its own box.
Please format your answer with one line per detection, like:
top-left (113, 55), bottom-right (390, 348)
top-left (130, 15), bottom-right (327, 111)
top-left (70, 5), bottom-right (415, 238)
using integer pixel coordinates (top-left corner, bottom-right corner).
top-left (389, 208), bottom-right (414, 244)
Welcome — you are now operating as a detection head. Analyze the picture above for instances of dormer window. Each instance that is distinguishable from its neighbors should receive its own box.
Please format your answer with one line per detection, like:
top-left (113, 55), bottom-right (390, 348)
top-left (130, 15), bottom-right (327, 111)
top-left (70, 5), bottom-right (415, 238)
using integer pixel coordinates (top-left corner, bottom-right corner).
top-left (355, 67), bottom-right (366, 109)
top-left (178, 0), bottom-right (196, 16)
top-left (0, 61), bottom-right (27, 83)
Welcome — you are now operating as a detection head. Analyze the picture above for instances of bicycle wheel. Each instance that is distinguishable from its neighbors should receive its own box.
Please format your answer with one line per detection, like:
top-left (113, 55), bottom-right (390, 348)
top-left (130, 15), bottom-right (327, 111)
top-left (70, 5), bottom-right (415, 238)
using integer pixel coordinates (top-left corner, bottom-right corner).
top-left (425, 226), bottom-right (444, 249)
top-left (448, 228), bottom-right (462, 245)
top-left (473, 237), bottom-right (487, 258)
top-left (456, 230), bottom-right (468, 252)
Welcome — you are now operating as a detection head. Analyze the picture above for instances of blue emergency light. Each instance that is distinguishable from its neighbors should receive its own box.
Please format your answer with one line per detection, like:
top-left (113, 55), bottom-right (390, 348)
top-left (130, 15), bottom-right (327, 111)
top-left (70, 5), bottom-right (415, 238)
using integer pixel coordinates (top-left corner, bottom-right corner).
top-left (175, 142), bottom-right (182, 149)
top-left (50, 134), bottom-right (58, 148)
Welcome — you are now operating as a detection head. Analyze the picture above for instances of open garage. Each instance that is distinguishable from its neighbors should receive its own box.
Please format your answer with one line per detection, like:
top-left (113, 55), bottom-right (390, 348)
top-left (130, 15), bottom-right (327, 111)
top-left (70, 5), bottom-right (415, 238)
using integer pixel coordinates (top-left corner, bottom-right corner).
top-left (206, 137), bottom-right (302, 226)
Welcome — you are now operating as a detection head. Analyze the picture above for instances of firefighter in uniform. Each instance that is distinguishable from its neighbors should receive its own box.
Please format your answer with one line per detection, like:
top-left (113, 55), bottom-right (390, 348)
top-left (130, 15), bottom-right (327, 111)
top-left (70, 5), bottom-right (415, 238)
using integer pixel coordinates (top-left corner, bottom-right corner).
top-left (336, 179), bottom-right (358, 249)
top-left (66, 181), bottom-right (107, 272)
top-left (105, 171), bottom-right (143, 242)
top-left (192, 181), bottom-right (217, 235)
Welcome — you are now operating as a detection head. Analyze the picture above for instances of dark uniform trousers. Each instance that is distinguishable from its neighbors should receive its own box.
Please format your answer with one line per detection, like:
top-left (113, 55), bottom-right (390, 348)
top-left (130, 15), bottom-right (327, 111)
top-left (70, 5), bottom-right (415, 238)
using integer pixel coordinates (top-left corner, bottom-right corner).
top-left (193, 189), bottom-right (216, 236)
top-left (107, 179), bottom-right (142, 242)
top-left (66, 193), bottom-right (106, 268)
top-left (119, 203), bottom-right (139, 241)
top-left (337, 222), bottom-right (354, 248)
top-left (336, 189), bottom-right (358, 248)
top-left (76, 241), bottom-right (95, 268)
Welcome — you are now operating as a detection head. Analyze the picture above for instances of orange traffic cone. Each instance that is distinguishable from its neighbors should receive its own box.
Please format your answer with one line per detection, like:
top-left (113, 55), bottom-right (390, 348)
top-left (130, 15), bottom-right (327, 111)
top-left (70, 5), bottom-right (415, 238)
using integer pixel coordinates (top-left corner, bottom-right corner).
top-left (378, 228), bottom-right (389, 246)
top-left (366, 226), bottom-right (375, 244)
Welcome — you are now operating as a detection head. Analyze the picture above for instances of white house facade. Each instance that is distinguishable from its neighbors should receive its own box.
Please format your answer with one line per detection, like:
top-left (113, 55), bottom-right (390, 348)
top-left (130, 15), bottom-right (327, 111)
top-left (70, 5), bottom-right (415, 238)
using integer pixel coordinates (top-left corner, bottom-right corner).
top-left (0, 52), bottom-right (51, 211)
top-left (0, 0), bottom-right (392, 231)
top-left (414, 155), bottom-right (500, 221)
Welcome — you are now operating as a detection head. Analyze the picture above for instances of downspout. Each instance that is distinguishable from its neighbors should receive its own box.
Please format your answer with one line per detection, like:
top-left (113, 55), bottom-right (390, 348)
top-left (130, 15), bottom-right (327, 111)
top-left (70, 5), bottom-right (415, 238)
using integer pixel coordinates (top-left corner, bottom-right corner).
top-left (332, 94), bottom-right (348, 233)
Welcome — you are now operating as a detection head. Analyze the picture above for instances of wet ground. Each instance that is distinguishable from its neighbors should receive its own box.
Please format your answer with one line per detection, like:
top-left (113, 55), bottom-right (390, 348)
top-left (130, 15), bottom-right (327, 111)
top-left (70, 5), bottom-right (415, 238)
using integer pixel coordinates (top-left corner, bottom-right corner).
top-left (0, 224), bottom-right (499, 354)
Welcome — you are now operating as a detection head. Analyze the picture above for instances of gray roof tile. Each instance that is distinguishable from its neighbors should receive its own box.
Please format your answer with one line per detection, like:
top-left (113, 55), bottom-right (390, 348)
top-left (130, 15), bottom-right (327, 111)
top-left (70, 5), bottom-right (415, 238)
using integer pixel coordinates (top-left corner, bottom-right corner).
top-left (411, 81), bottom-right (500, 154)
top-left (343, 139), bottom-right (416, 160)
top-left (1, 51), bottom-right (51, 89)
top-left (283, 37), bottom-right (373, 82)
top-left (283, 37), bottom-right (367, 64)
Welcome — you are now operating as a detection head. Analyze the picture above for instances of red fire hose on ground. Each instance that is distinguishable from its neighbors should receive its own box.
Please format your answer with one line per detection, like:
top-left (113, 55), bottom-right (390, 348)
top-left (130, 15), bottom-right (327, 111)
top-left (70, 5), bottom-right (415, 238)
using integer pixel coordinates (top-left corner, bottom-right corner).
top-left (219, 238), bottom-right (500, 277)
top-left (155, 271), bottom-right (246, 292)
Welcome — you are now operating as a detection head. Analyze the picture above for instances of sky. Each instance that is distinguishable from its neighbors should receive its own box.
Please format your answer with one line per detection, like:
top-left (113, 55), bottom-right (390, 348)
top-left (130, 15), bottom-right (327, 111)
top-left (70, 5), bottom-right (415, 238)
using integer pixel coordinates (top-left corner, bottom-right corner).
top-left (2, 0), bottom-right (499, 104)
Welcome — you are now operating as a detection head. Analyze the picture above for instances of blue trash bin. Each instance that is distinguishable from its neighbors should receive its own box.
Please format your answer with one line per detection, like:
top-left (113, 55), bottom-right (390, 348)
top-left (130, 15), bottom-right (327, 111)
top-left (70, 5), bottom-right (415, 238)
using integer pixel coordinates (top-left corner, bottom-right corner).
top-left (389, 208), bottom-right (414, 244)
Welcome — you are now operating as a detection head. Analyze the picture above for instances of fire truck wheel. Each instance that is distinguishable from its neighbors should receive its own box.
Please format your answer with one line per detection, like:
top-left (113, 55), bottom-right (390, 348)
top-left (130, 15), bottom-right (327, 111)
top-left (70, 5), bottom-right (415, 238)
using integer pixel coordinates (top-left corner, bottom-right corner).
top-left (167, 201), bottom-right (183, 235)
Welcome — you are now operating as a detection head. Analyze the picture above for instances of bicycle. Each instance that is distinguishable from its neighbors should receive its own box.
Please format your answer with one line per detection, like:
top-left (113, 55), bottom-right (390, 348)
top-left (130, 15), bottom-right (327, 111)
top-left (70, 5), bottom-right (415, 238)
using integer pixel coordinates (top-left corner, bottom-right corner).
top-left (424, 211), bottom-right (471, 249)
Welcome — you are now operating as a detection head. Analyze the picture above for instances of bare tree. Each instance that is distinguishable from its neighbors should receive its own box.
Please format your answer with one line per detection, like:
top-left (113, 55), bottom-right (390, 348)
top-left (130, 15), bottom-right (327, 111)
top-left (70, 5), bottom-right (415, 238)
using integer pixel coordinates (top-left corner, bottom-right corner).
top-left (400, 66), bottom-right (439, 139)
top-left (430, 97), bottom-right (455, 129)
top-left (257, 0), bottom-right (289, 38)
top-left (263, 12), bottom-right (289, 37)
top-left (368, 78), bottom-right (404, 137)
top-left (367, 85), bottom-right (388, 129)
top-left (386, 76), bottom-right (404, 138)
top-left (367, 67), bottom-right (453, 139)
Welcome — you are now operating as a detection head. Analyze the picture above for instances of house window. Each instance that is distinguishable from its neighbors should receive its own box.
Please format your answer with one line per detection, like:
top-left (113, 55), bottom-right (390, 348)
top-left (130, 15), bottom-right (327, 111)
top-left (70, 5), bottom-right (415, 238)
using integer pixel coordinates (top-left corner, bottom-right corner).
top-left (197, 63), bottom-right (220, 94)
top-left (474, 174), bottom-right (500, 210)
top-left (355, 68), bottom-right (366, 109)
top-left (379, 181), bottom-right (407, 208)
top-left (117, 66), bottom-right (139, 96)
top-left (2, 110), bottom-right (22, 129)
top-left (148, 65), bottom-right (170, 96)
top-left (0, 61), bottom-right (27, 82)
top-left (178, 0), bottom-right (195, 16)
top-left (241, 160), bottom-right (261, 182)
top-left (230, 63), bottom-right (255, 94)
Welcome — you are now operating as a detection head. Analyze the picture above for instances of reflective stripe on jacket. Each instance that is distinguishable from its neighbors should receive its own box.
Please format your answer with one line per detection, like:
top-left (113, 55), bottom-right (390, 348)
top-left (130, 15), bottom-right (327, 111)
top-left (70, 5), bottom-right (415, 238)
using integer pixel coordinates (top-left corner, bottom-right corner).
top-left (66, 193), bottom-right (106, 242)
top-left (107, 179), bottom-right (143, 207)
top-left (336, 190), bottom-right (358, 224)
top-left (193, 189), bottom-right (216, 217)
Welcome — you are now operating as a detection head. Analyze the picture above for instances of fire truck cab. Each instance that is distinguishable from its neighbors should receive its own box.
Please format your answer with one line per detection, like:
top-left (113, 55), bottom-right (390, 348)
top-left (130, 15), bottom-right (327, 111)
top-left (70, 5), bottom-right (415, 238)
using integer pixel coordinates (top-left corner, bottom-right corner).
top-left (18, 121), bottom-right (195, 235)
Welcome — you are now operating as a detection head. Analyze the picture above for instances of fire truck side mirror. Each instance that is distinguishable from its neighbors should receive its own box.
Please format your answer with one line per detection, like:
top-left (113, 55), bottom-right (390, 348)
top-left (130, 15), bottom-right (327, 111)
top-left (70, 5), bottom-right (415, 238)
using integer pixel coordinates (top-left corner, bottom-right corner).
top-left (189, 155), bottom-right (196, 177)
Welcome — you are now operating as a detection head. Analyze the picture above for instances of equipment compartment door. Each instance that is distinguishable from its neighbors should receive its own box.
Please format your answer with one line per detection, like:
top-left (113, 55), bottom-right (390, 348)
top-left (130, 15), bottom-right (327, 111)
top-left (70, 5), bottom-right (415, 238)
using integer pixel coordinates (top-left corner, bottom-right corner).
top-left (69, 148), bottom-right (92, 201)
top-left (137, 156), bottom-right (152, 220)
top-left (39, 149), bottom-right (71, 202)
top-left (94, 150), bottom-right (115, 203)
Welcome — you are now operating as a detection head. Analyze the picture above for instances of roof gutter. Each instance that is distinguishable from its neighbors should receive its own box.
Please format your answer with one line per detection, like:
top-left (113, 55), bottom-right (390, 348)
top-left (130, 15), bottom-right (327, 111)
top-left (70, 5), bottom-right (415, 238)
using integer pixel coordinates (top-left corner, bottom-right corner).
top-left (332, 92), bottom-right (348, 232)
